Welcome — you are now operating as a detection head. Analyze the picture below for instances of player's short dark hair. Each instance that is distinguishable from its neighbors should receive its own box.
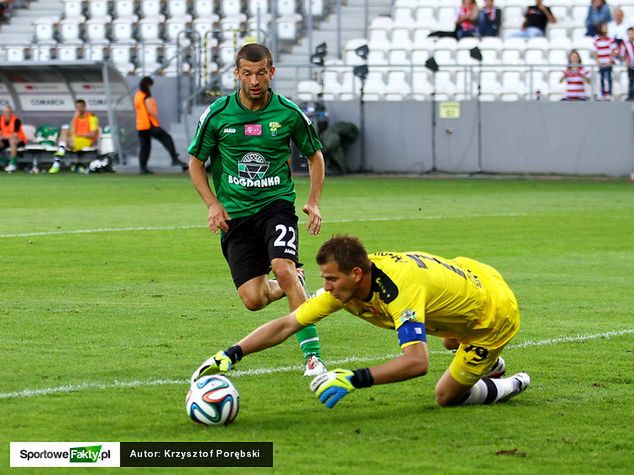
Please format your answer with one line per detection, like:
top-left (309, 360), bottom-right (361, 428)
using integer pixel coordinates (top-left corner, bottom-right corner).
top-left (235, 43), bottom-right (273, 69)
top-left (316, 235), bottom-right (371, 273)
top-left (75, 99), bottom-right (86, 106)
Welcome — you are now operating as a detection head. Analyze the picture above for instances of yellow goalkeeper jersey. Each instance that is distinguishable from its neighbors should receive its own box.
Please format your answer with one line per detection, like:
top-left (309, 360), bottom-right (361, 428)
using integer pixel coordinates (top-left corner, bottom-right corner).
top-left (295, 252), bottom-right (519, 347)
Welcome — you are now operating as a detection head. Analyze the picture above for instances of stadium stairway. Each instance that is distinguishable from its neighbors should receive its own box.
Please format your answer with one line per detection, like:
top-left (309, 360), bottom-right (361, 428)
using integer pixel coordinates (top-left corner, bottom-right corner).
top-left (274, 0), bottom-right (393, 98)
top-left (0, 0), bottom-right (62, 46)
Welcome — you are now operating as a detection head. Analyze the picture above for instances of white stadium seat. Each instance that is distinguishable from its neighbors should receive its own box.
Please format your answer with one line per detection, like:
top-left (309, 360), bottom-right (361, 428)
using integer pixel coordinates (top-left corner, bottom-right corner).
top-left (193, 18), bottom-right (218, 43)
top-left (34, 17), bottom-right (57, 43)
top-left (58, 18), bottom-right (83, 43)
top-left (249, 0), bottom-right (269, 17)
top-left (222, 0), bottom-right (242, 16)
top-left (138, 41), bottom-right (163, 75)
top-left (85, 18), bottom-right (109, 42)
top-left (165, 18), bottom-right (190, 43)
top-left (277, 0), bottom-right (296, 16)
top-left (113, 0), bottom-right (138, 21)
top-left (304, 0), bottom-right (324, 17)
top-left (110, 42), bottom-right (136, 75)
top-left (391, 28), bottom-right (412, 52)
top-left (221, 14), bottom-right (247, 40)
top-left (138, 18), bottom-right (162, 41)
top-left (62, 0), bottom-right (84, 19)
top-left (31, 42), bottom-right (56, 61)
top-left (85, 42), bottom-right (109, 61)
top-left (111, 18), bottom-right (136, 42)
top-left (168, 0), bottom-right (190, 18)
top-left (194, 0), bottom-right (215, 18)
top-left (58, 42), bottom-right (82, 61)
top-left (88, 0), bottom-right (111, 20)
top-left (141, 0), bottom-right (165, 19)
top-left (276, 14), bottom-right (302, 41)
top-left (415, 6), bottom-right (436, 29)
top-left (296, 79), bottom-right (322, 101)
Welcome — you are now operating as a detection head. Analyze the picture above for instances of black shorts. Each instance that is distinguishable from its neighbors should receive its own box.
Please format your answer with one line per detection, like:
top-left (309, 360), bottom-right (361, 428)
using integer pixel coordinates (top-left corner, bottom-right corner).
top-left (221, 199), bottom-right (301, 288)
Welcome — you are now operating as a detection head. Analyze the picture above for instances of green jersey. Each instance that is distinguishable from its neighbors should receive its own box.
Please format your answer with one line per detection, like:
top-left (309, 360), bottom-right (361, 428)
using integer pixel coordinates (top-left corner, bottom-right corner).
top-left (188, 90), bottom-right (323, 218)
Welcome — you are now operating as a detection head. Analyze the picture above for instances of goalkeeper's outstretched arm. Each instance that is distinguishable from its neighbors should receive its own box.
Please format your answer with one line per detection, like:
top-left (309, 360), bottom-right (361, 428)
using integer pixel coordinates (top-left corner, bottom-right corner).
top-left (237, 312), bottom-right (305, 355)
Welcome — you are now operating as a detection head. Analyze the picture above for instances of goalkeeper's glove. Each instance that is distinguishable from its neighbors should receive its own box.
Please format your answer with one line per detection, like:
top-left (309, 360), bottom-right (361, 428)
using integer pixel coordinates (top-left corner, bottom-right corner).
top-left (309, 368), bottom-right (374, 409)
top-left (190, 345), bottom-right (243, 383)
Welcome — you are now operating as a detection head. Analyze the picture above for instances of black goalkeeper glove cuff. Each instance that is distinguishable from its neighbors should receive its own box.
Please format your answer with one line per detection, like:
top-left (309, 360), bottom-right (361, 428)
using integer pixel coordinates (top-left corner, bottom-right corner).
top-left (350, 367), bottom-right (374, 389)
top-left (224, 345), bottom-right (244, 364)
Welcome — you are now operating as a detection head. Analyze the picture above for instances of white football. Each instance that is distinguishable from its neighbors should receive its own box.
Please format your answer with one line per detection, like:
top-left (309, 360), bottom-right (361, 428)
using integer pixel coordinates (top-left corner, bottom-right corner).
top-left (186, 375), bottom-right (240, 425)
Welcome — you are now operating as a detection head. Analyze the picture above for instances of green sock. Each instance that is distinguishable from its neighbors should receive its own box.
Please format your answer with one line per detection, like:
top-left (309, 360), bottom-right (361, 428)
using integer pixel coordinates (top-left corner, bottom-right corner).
top-left (295, 324), bottom-right (321, 360)
top-left (9, 157), bottom-right (17, 166)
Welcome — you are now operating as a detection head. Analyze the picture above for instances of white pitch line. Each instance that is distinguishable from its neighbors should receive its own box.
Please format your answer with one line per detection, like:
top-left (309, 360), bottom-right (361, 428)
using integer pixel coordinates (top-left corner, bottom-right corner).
top-left (0, 329), bottom-right (632, 400)
top-left (0, 213), bottom-right (526, 239)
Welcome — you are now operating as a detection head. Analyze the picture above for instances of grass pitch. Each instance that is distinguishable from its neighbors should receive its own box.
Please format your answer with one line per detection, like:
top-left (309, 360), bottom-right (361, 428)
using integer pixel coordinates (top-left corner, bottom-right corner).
top-left (1, 174), bottom-right (633, 474)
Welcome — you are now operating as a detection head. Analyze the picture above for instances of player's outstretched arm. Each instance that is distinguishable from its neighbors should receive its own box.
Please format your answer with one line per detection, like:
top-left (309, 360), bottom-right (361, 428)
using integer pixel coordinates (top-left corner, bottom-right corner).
top-left (191, 313), bottom-right (305, 382)
top-left (302, 150), bottom-right (325, 235)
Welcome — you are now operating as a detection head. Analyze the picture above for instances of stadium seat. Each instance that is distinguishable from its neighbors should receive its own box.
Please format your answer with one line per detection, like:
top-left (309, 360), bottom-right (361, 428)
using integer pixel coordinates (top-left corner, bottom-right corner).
top-left (31, 42), bottom-right (56, 61)
top-left (384, 70), bottom-right (411, 100)
top-left (62, 0), bottom-right (84, 20)
top-left (247, 14), bottom-right (272, 38)
top-left (388, 49), bottom-right (411, 72)
top-left (193, 18), bottom-right (219, 44)
top-left (110, 42), bottom-right (136, 75)
top-left (368, 27), bottom-right (390, 53)
top-left (502, 70), bottom-right (526, 95)
top-left (168, 0), bottom-right (190, 18)
top-left (248, 0), bottom-right (269, 17)
top-left (480, 36), bottom-right (503, 50)
top-left (434, 70), bottom-right (455, 96)
top-left (88, 0), bottom-right (111, 20)
top-left (222, 0), bottom-right (243, 16)
top-left (391, 28), bottom-right (412, 52)
top-left (194, 0), bottom-right (215, 18)
top-left (339, 71), bottom-right (362, 100)
top-left (525, 48), bottom-right (547, 65)
top-left (113, 0), bottom-right (138, 21)
top-left (412, 29), bottom-right (435, 50)
top-left (304, 0), bottom-right (325, 17)
top-left (411, 48), bottom-right (430, 65)
top-left (570, 5), bottom-right (587, 25)
top-left (137, 41), bottom-right (163, 75)
top-left (111, 18), bottom-right (136, 43)
top-left (415, 6), bottom-right (436, 29)
top-left (434, 48), bottom-right (455, 66)
top-left (141, 0), bottom-right (165, 20)
top-left (277, 0), bottom-right (296, 16)
top-left (85, 42), bottom-right (109, 61)
top-left (221, 14), bottom-right (247, 40)
top-left (436, 6), bottom-right (457, 30)
top-left (85, 18), bottom-right (109, 42)
top-left (34, 17), bottom-right (57, 43)
top-left (218, 40), bottom-right (237, 65)
top-left (165, 18), bottom-right (191, 43)
top-left (456, 48), bottom-right (480, 66)
top-left (6, 43), bottom-right (29, 62)
top-left (220, 70), bottom-right (236, 90)
top-left (392, 7), bottom-right (416, 30)
top-left (138, 18), bottom-right (162, 41)
top-left (548, 48), bottom-right (568, 66)
top-left (411, 70), bottom-right (433, 100)
top-left (296, 79), bottom-right (321, 101)
top-left (480, 48), bottom-right (500, 64)
top-left (58, 42), bottom-right (82, 61)
top-left (277, 14), bottom-right (302, 41)
top-left (58, 18), bottom-right (83, 43)
top-left (367, 49), bottom-right (387, 66)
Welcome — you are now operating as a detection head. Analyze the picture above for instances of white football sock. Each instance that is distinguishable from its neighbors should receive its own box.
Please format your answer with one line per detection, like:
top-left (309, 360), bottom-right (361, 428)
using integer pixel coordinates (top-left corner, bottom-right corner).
top-left (462, 377), bottom-right (519, 405)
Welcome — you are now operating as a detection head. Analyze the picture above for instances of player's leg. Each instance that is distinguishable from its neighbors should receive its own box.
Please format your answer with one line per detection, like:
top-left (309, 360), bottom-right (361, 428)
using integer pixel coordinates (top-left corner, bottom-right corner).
top-left (236, 275), bottom-right (284, 311)
top-left (264, 201), bottom-right (325, 375)
top-left (435, 344), bottom-right (529, 406)
top-left (5, 136), bottom-right (18, 172)
top-left (137, 130), bottom-right (152, 174)
top-left (150, 126), bottom-right (187, 169)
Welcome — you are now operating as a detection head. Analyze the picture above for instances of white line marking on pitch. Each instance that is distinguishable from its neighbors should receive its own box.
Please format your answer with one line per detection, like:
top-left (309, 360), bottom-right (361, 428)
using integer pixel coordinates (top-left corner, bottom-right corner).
top-left (0, 213), bottom-right (526, 239)
top-left (1, 329), bottom-right (632, 400)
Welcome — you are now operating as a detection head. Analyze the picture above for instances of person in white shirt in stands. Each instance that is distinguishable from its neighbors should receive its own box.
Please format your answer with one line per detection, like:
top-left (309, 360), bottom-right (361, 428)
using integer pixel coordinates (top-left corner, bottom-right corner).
top-left (608, 7), bottom-right (629, 46)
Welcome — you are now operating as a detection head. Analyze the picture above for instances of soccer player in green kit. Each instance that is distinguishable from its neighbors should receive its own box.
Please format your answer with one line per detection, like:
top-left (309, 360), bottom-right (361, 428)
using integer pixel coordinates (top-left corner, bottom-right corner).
top-left (188, 42), bottom-right (327, 376)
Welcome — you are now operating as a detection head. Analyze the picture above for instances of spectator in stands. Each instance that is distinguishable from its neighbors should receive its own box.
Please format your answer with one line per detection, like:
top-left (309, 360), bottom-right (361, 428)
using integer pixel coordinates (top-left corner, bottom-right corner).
top-left (586, 0), bottom-right (612, 37)
top-left (455, 0), bottom-right (479, 39)
top-left (593, 22), bottom-right (617, 99)
top-left (478, 0), bottom-right (502, 37)
top-left (507, 0), bottom-right (557, 38)
top-left (618, 27), bottom-right (634, 100)
top-left (1, 105), bottom-right (27, 173)
top-left (49, 99), bottom-right (99, 174)
top-left (134, 76), bottom-right (187, 175)
top-left (560, 49), bottom-right (591, 100)
top-left (0, 0), bottom-right (11, 24)
top-left (608, 6), bottom-right (628, 46)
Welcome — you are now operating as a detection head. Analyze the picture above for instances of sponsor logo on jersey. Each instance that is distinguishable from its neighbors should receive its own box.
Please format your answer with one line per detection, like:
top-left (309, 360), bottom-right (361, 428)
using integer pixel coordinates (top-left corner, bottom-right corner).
top-left (244, 124), bottom-right (262, 136)
top-left (399, 309), bottom-right (417, 323)
top-left (223, 127), bottom-right (237, 134)
top-left (231, 152), bottom-right (279, 187)
top-left (269, 121), bottom-right (282, 136)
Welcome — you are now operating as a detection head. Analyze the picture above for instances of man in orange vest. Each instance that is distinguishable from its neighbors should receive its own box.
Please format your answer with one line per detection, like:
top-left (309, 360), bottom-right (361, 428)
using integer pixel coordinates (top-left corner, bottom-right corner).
top-left (1, 105), bottom-right (27, 173)
top-left (134, 76), bottom-right (187, 174)
top-left (49, 99), bottom-right (100, 174)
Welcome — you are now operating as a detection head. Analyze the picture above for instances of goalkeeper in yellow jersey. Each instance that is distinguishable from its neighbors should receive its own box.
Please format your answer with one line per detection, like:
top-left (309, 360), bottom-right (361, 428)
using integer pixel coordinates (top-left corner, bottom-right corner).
top-left (192, 234), bottom-right (531, 408)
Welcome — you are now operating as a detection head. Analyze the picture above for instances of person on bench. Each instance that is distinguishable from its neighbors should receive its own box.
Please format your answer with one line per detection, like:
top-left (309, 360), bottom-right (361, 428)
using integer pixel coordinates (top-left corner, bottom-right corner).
top-left (49, 99), bottom-right (99, 174)
top-left (1, 105), bottom-right (27, 174)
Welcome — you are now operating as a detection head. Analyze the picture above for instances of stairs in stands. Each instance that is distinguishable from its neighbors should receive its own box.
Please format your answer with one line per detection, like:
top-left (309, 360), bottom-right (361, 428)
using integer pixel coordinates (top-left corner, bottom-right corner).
top-left (0, 0), bottom-right (62, 46)
top-left (274, 0), bottom-right (393, 98)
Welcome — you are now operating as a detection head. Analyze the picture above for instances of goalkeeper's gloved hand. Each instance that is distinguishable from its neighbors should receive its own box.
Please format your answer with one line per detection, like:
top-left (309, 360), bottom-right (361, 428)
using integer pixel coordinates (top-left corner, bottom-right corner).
top-left (190, 345), bottom-right (243, 383)
top-left (309, 368), bottom-right (374, 409)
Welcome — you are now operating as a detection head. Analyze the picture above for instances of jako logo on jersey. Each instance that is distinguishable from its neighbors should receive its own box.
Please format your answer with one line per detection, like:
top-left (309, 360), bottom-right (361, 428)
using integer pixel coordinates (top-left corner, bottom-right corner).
top-left (223, 128), bottom-right (237, 134)
top-left (244, 124), bottom-right (262, 136)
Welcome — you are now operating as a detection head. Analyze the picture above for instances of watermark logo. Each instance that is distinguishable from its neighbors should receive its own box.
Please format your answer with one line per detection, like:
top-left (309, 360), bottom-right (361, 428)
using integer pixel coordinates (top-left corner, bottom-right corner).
top-left (70, 445), bottom-right (104, 463)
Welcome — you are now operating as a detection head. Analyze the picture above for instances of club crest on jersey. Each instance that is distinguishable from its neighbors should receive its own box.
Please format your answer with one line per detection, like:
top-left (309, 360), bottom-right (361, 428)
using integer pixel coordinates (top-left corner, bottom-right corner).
top-left (237, 152), bottom-right (269, 180)
top-left (244, 124), bottom-right (262, 136)
top-left (269, 121), bottom-right (282, 136)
